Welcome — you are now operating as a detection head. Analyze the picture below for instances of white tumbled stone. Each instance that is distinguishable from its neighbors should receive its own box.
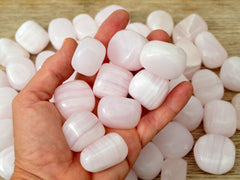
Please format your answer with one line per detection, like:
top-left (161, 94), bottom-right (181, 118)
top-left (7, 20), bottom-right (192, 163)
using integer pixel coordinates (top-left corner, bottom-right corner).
top-left (125, 170), bottom-right (138, 180)
top-left (0, 119), bottom-right (13, 152)
top-left (35, 50), bottom-right (55, 71)
top-left (232, 93), bottom-right (240, 130)
top-left (126, 22), bottom-right (151, 37)
top-left (0, 70), bottom-right (10, 87)
top-left (0, 146), bottom-right (15, 180)
top-left (169, 74), bottom-right (189, 92)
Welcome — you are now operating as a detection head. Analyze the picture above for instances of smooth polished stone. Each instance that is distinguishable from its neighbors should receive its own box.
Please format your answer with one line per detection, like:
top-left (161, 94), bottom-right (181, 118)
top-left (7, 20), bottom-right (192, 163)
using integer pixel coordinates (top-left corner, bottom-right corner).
top-left (204, 100), bottom-right (237, 137)
top-left (133, 142), bottom-right (164, 180)
top-left (98, 96), bottom-right (142, 129)
top-left (129, 70), bottom-right (169, 110)
top-left (15, 20), bottom-right (49, 54)
top-left (125, 170), bottom-right (138, 180)
top-left (195, 31), bottom-right (228, 69)
top-left (6, 57), bottom-right (36, 91)
top-left (63, 71), bottom-right (77, 84)
top-left (175, 39), bottom-right (202, 79)
top-left (146, 10), bottom-right (174, 36)
top-left (140, 41), bottom-right (186, 79)
top-left (194, 134), bottom-right (235, 175)
top-left (48, 18), bottom-right (77, 50)
top-left (232, 93), bottom-right (240, 130)
top-left (161, 158), bottom-right (187, 180)
top-left (80, 133), bottom-right (128, 172)
top-left (220, 56), bottom-right (240, 92)
top-left (73, 14), bottom-right (98, 40)
top-left (72, 37), bottom-right (106, 76)
top-left (174, 96), bottom-right (203, 131)
top-left (169, 74), bottom-right (189, 92)
top-left (0, 38), bottom-right (29, 66)
top-left (126, 22), bottom-right (151, 37)
top-left (152, 122), bottom-right (194, 158)
top-left (54, 80), bottom-right (95, 119)
top-left (108, 30), bottom-right (147, 71)
top-left (63, 111), bottom-right (105, 152)
top-left (191, 69), bottom-right (224, 105)
top-left (0, 146), bottom-right (15, 180)
top-left (172, 14), bottom-right (208, 43)
top-left (0, 70), bottom-right (10, 87)
top-left (93, 63), bottom-right (133, 98)
top-left (35, 50), bottom-right (55, 71)
top-left (0, 119), bottom-right (13, 152)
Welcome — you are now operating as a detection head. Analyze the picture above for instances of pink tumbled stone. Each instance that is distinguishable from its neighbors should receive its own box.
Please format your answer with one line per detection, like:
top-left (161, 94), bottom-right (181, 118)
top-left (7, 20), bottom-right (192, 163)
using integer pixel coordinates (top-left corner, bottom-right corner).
top-left (169, 74), bottom-right (189, 92)
top-left (48, 18), bottom-right (77, 50)
top-left (173, 14), bottom-right (208, 43)
top-left (129, 69), bottom-right (169, 110)
top-left (126, 22), bottom-right (151, 37)
top-left (93, 63), bottom-right (133, 98)
top-left (125, 170), bottom-right (137, 180)
top-left (232, 93), bottom-right (240, 130)
top-left (133, 142), bottom-right (164, 180)
top-left (62, 111), bottom-right (105, 152)
top-left (63, 71), bottom-right (77, 84)
top-left (0, 70), bottom-right (10, 87)
top-left (152, 122), bottom-right (194, 158)
top-left (174, 96), bottom-right (203, 131)
top-left (140, 41), bottom-right (186, 80)
top-left (98, 96), bottom-right (142, 129)
top-left (54, 80), bottom-right (95, 119)
top-left (191, 69), bottom-right (224, 105)
top-left (204, 100), bottom-right (237, 137)
top-left (0, 145), bottom-right (15, 180)
top-left (6, 57), bottom-right (36, 91)
top-left (80, 133), bottom-right (128, 172)
top-left (0, 119), bottom-right (13, 152)
top-left (35, 50), bottom-right (55, 71)
top-left (195, 31), bottom-right (228, 69)
top-left (15, 20), bottom-right (49, 54)
top-left (220, 56), bottom-right (240, 92)
top-left (71, 37), bottom-right (106, 76)
top-left (194, 134), bottom-right (235, 175)
top-left (108, 30), bottom-right (147, 71)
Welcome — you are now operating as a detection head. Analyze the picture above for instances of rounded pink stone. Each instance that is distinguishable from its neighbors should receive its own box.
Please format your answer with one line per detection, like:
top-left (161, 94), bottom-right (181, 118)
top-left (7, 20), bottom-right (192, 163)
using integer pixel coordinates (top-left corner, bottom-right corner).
top-left (98, 96), bottom-right (142, 129)
top-left (204, 100), bottom-right (237, 137)
top-left (195, 31), bottom-right (228, 69)
top-left (126, 22), bottom-right (151, 37)
top-left (54, 80), bottom-right (95, 119)
top-left (220, 56), bottom-right (240, 92)
top-left (194, 134), bottom-right (235, 175)
top-left (35, 50), bottom-right (55, 71)
top-left (93, 63), bottom-right (133, 98)
top-left (152, 122), bottom-right (194, 158)
top-left (0, 119), bottom-right (13, 152)
top-left (191, 69), bottom-right (224, 105)
top-left (125, 170), bottom-right (137, 180)
top-left (0, 70), bottom-right (10, 87)
top-left (169, 74), bottom-right (189, 92)
top-left (140, 41), bottom-right (186, 80)
top-left (0, 145), bottom-right (15, 180)
top-left (232, 93), bottom-right (240, 130)
top-left (108, 30), bottom-right (147, 71)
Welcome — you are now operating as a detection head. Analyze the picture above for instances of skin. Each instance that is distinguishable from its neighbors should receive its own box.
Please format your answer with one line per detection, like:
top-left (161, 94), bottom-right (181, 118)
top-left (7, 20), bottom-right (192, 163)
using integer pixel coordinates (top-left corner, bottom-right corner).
top-left (11, 10), bottom-right (193, 180)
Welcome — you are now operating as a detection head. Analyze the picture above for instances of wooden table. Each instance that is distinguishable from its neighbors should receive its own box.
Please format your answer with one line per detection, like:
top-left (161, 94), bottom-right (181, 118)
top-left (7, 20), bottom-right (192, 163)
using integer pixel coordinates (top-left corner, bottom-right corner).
top-left (0, 0), bottom-right (239, 179)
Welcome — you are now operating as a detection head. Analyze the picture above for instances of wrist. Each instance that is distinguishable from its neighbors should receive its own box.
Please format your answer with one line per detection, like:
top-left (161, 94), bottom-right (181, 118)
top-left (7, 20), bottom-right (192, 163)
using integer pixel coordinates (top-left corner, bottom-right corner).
top-left (11, 166), bottom-right (42, 180)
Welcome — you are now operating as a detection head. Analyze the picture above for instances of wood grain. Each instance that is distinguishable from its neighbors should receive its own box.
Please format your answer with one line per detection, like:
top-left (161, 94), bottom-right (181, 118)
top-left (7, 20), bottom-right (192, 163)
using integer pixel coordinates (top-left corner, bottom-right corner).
top-left (0, 0), bottom-right (239, 179)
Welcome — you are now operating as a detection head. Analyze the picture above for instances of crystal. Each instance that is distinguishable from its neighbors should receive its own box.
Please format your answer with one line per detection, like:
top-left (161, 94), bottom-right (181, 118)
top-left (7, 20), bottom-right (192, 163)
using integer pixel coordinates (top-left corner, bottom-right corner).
top-left (129, 69), bottom-right (169, 110)
top-left (161, 158), bottom-right (187, 180)
top-left (54, 80), bottom-right (95, 119)
top-left (220, 56), bottom-right (240, 92)
top-left (125, 170), bottom-right (138, 180)
top-left (169, 74), bottom-right (189, 92)
top-left (194, 134), bottom-right (235, 175)
top-left (204, 100), bottom-right (237, 137)
top-left (232, 93), bottom-right (240, 130)
top-left (0, 145), bottom-right (15, 180)
top-left (195, 31), bottom-right (228, 69)
top-left (152, 122), bottom-right (194, 158)
top-left (126, 22), bottom-right (151, 37)
top-left (15, 20), bottom-right (49, 54)
top-left (0, 70), bottom-right (10, 87)
top-left (6, 57), bottom-right (36, 91)
top-left (97, 96), bottom-right (142, 129)
top-left (140, 41), bottom-right (186, 79)
top-left (133, 142), bottom-right (164, 180)
top-left (191, 69), bottom-right (224, 105)
top-left (71, 37), bottom-right (106, 76)
top-left (80, 132), bottom-right (128, 172)
top-left (0, 119), bottom-right (13, 152)
top-left (108, 30), bottom-right (147, 71)
top-left (35, 50), bottom-right (55, 71)
top-left (93, 63), bottom-right (133, 98)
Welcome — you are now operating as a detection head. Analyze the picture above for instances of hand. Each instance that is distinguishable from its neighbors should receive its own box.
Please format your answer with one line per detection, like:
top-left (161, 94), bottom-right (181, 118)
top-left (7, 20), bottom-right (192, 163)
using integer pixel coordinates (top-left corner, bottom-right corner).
top-left (11, 10), bottom-right (193, 180)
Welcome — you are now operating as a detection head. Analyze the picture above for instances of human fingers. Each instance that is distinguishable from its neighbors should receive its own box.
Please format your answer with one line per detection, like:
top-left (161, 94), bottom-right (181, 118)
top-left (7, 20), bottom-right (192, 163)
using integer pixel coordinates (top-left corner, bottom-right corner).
top-left (147, 29), bottom-right (170, 42)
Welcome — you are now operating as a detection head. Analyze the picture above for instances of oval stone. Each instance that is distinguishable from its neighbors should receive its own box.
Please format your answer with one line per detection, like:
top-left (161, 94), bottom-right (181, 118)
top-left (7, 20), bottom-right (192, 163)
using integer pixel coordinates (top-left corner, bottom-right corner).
top-left (0, 119), bottom-right (13, 152)
top-left (126, 22), bottom-right (151, 37)
top-left (232, 93), bottom-right (240, 130)
top-left (0, 70), bottom-right (10, 88)
top-left (125, 170), bottom-right (138, 180)
top-left (0, 145), bottom-right (15, 180)
top-left (35, 50), bottom-right (55, 71)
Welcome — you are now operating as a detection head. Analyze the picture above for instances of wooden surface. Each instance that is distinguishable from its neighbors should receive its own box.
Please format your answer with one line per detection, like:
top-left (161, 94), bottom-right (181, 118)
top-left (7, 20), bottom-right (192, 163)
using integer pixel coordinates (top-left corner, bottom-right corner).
top-left (0, 0), bottom-right (240, 179)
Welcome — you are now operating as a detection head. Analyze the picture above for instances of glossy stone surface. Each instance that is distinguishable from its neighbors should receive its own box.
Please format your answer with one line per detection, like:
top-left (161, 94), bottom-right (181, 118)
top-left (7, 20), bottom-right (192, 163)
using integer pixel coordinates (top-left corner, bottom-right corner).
top-left (194, 134), bottom-right (235, 175)
top-left (232, 93), bottom-right (240, 130)
top-left (140, 41), bottom-right (186, 79)
top-left (80, 133), bottom-right (128, 172)
top-left (169, 74), bottom-right (189, 92)
top-left (93, 63), bottom-right (133, 98)
top-left (220, 56), bottom-right (240, 92)
top-left (126, 22), bottom-right (151, 37)
top-left (98, 96), bottom-right (142, 129)
top-left (125, 170), bottom-right (138, 180)
top-left (152, 122), bottom-right (194, 158)
top-left (133, 142), bottom-right (164, 180)
top-left (195, 31), bottom-right (228, 69)
top-left (0, 70), bottom-right (10, 87)
top-left (35, 50), bottom-right (55, 71)
top-left (108, 30), bottom-right (147, 71)
top-left (72, 37), bottom-right (106, 76)
top-left (63, 111), bottom-right (105, 152)
top-left (129, 70), bottom-right (169, 110)
top-left (54, 80), bottom-right (95, 119)
top-left (0, 119), bottom-right (13, 152)
top-left (15, 20), bottom-right (49, 54)
top-left (0, 145), bottom-right (15, 180)
top-left (191, 69), bottom-right (224, 105)
top-left (204, 100), bottom-right (237, 137)
top-left (63, 71), bottom-right (78, 84)
top-left (6, 57), bottom-right (36, 91)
